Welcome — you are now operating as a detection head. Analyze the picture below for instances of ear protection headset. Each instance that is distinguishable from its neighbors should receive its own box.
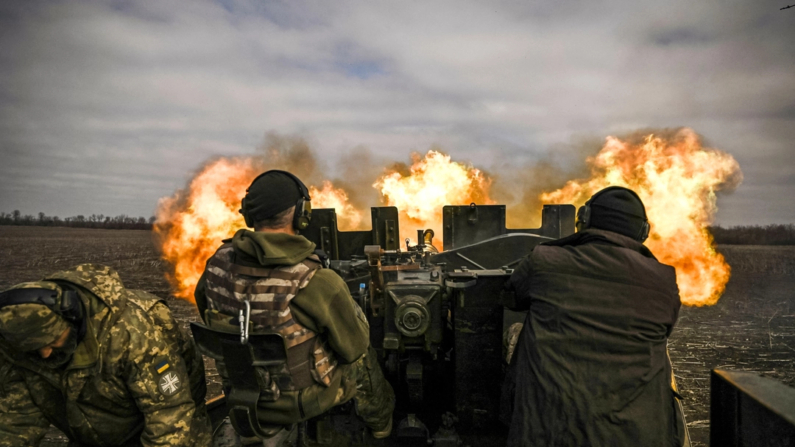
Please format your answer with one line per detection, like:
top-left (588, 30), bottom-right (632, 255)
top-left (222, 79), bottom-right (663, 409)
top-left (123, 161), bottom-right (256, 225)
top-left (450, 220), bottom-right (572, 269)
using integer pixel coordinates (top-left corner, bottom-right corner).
top-left (240, 170), bottom-right (312, 231)
top-left (0, 285), bottom-right (87, 342)
top-left (576, 186), bottom-right (650, 242)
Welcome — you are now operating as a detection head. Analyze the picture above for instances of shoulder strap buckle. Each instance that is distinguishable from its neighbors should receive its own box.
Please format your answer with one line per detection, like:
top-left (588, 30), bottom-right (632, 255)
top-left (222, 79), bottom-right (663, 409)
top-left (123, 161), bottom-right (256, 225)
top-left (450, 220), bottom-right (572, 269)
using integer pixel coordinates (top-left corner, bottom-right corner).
top-left (239, 301), bottom-right (251, 345)
top-left (312, 249), bottom-right (330, 268)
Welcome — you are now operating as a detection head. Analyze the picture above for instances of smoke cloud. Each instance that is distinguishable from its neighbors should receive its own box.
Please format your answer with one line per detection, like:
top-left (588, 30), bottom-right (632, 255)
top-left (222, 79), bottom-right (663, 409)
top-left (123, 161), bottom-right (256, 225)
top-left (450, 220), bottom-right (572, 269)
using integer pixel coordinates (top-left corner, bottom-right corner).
top-left (333, 146), bottom-right (384, 215)
top-left (255, 133), bottom-right (326, 185)
top-left (490, 136), bottom-right (604, 228)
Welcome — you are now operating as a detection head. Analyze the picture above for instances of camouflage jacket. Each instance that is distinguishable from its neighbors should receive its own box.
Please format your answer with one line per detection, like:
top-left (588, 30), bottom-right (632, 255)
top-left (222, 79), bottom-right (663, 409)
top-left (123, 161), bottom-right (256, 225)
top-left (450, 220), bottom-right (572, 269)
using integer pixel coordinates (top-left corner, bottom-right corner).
top-left (0, 264), bottom-right (211, 447)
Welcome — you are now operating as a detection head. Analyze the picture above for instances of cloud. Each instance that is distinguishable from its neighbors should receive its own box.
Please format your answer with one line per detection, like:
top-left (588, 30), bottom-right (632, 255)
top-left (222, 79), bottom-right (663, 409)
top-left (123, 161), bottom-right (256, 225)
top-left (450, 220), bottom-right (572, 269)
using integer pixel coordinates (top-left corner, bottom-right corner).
top-left (0, 0), bottom-right (793, 225)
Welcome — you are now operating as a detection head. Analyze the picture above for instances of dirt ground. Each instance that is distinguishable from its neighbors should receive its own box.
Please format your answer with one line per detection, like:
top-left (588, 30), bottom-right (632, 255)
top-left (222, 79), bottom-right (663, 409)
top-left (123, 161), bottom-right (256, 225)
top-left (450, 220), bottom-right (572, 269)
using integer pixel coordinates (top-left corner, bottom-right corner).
top-left (0, 226), bottom-right (793, 446)
top-left (668, 245), bottom-right (795, 446)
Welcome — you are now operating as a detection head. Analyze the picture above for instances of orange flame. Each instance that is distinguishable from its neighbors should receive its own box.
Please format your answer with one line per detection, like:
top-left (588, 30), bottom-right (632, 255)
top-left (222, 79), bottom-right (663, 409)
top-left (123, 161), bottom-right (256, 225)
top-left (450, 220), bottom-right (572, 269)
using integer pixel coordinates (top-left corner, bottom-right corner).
top-left (154, 159), bottom-right (360, 301)
top-left (154, 158), bottom-right (258, 302)
top-left (373, 150), bottom-right (494, 248)
top-left (157, 132), bottom-right (740, 307)
top-left (541, 128), bottom-right (742, 306)
top-left (309, 180), bottom-right (364, 230)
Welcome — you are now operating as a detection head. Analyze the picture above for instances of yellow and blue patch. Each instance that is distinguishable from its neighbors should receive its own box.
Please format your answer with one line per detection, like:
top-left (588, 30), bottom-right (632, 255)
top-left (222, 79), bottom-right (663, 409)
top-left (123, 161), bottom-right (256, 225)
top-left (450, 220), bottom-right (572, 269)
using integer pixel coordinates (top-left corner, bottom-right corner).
top-left (155, 360), bottom-right (170, 374)
top-left (152, 356), bottom-right (182, 397)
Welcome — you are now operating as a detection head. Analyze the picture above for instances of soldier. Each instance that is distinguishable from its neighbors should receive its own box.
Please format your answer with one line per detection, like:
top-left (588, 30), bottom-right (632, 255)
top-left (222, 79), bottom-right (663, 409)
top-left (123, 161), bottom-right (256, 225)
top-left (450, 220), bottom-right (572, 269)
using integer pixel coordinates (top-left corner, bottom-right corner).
top-left (194, 170), bottom-right (395, 444)
top-left (502, 186), bottom-right (689, 447)
top-left (0, 264), bottom-right (212, 446)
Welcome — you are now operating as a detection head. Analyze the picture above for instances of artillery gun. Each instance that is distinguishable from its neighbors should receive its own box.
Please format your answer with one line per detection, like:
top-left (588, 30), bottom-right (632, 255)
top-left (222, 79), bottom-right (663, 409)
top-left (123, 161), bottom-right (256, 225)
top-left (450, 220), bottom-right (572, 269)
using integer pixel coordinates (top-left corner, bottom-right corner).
top-left (197, 204), bottom-right (795, 446)
top-left (309, 204), bottom-right (575, 446)
top-left (196, 203), bottom-right (795, 446)
top-left (288, 204), bottom-right (574, 445)
top-left (195, 203), bottom-right (575, 446)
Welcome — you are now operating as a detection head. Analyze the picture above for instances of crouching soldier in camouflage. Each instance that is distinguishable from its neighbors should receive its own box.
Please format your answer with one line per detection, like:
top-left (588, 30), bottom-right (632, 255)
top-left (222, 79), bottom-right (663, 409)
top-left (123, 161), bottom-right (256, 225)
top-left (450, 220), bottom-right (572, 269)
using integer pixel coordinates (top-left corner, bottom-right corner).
top-left (194, 170), bottom-right (395, 444)
top-left (0, 264), bottom-right (212, 446)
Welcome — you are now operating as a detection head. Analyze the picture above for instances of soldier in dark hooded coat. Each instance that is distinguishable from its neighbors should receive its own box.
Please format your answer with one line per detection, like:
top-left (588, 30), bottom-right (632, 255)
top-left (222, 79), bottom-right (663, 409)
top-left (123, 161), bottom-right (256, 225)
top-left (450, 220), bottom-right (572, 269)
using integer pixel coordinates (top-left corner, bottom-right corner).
top-left (502, 186), bottom-right (689, 447)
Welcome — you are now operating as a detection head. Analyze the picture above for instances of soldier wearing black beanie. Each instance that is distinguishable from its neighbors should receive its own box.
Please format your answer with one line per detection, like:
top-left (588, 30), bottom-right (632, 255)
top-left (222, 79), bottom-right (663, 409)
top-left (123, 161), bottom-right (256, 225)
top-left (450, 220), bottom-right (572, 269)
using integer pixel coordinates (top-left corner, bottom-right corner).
top-left (241, 171), bottom-right (307, 225)
top-left (195, 170), bottom-right (396, 443)
top-left (503, 186), bottom-right (688, 447)
top-left (577, 186), bottom-right (650, 242)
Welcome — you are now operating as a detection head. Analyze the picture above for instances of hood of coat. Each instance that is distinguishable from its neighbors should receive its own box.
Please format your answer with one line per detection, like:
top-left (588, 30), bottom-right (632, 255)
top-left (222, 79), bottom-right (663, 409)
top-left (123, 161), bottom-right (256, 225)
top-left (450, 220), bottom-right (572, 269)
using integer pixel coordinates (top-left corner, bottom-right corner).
top-left (541, 228), bottom-right (657, 260)
top-left (44, 264), bottom-right (129, 370)
top-left (0, 293), bottom-right (102, 379)
top-left (231, 229), bottom-right (317, 266)
top-left (45, 264), bottom-right (128, 315)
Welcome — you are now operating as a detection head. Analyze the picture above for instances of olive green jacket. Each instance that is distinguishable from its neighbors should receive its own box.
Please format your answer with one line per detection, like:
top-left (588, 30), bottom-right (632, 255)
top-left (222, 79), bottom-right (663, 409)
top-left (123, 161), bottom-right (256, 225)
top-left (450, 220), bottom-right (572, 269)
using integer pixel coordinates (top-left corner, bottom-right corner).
top-left (195, 230), bottom-right (371, 424)
top-left (0, 265), bottom-right (211, 447)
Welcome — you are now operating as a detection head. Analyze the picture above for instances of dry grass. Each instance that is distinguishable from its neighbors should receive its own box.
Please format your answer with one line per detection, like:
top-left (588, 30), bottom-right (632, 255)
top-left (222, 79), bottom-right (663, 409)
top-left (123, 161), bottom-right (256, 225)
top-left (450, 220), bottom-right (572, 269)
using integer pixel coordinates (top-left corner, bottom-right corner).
top-left (668, 245), bottom-right (795, 447)
top-left (718, 245), bottom-right (795, 275)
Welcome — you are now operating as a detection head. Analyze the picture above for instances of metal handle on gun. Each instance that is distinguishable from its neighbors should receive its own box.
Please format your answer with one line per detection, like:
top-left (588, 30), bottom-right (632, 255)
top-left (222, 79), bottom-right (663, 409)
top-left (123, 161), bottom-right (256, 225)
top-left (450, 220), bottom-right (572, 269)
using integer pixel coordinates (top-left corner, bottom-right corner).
top-left (445, 279), bottom-right (477, 289)
top-left (239, 301), bottom-right (251, 345)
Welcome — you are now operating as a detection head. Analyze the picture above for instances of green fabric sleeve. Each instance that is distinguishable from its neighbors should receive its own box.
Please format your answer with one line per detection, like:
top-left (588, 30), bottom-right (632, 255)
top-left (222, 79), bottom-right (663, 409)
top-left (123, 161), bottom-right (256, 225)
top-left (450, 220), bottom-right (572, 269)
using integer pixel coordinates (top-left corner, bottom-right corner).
top-left (116, 305), bottom-right (197, 447)
top-left (0, 359), bottom-right (51, 446)
top-left (146, 302), bottom-right (208, 409)
top-left (289, 270), bottom-right (370, 364)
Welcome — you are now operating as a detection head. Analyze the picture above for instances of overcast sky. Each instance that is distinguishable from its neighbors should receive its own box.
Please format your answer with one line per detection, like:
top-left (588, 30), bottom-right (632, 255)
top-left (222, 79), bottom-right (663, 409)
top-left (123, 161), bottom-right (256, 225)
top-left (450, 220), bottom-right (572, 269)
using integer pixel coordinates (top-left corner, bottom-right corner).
top-left (1, 0), bottom-right (793, 226)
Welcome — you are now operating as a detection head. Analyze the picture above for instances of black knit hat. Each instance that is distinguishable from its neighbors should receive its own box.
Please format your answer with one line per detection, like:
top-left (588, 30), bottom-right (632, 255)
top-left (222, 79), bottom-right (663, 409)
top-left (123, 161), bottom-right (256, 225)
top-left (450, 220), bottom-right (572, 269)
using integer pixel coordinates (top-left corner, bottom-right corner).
top-left (586, 187), bottom-right (649, 241)
top-left (242, 171), bottom-right (306, 223)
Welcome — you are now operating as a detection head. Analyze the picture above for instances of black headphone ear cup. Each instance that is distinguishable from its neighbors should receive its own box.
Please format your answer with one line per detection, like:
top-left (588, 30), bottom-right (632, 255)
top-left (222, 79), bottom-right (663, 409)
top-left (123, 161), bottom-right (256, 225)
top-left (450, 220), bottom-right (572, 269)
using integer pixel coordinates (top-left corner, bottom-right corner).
top-left (638, 221), bottom-right (650, 242)
top-left (293, 199), bottom-right (312, 230)
top-left (578, 205), bottom-right (591, 229)
top-left (297, 216), bottom-right (309, 230)
top-left (59, 292), bottom-right (70, 315)
top-left (302, 200), bottom-right (312, 228)
top-left (60, 290), bottom-right (83, 322)
top-left (240, 196), bottom-right (252, 228)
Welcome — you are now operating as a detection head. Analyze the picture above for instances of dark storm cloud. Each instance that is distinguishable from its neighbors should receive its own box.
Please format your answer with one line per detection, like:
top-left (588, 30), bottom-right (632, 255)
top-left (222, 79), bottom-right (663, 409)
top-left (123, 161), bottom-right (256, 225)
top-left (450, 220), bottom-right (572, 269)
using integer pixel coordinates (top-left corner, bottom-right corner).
top-left (0, 0), bottom-right (793, 225)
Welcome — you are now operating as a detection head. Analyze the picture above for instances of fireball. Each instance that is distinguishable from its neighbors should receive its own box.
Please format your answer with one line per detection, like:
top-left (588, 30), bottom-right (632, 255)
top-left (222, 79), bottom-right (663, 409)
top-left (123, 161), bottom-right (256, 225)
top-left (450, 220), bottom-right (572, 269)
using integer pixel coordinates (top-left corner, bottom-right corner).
top-left (541, 128), bottom-right (742, 306)
top-left (155, 159), bottom-right (362, 301)
top-left (309, 180), bottom-right (364, 230)
top-left (157, 130), bottom-right (740, 308)
top-left (154, 158), bottom-right (258, 302)
top-left (374, 150), bottom-right (494, 248)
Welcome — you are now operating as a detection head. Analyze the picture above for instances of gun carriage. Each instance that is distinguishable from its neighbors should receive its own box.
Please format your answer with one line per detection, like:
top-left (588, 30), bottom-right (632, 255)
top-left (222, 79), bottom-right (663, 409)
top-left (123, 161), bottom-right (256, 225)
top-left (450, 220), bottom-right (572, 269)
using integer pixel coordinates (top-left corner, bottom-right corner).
top-left (193, 204), bottom-right (795, 446)
top-left (260, 204), bottom-right (573, 445)
top-left (195, 203), bottom-right (576, 445)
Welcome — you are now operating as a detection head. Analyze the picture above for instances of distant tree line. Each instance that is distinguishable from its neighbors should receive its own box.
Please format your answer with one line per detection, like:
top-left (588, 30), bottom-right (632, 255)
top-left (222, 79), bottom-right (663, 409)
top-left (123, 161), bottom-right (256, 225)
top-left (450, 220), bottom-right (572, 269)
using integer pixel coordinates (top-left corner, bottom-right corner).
top-left (1, 210), bottom-right (792, 242)
top-left (709, 224), bottom-right (795, 245)
top-left (0, 210), bottom-right (154, 230)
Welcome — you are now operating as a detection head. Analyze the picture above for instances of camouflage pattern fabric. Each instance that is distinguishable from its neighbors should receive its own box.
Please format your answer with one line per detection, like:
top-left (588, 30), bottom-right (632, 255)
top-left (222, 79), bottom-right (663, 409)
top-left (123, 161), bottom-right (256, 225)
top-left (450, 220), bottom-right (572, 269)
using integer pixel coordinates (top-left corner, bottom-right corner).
top-left (0, 298), bottom-right (69, 352)
top-left (0, 264), bottom-right (212, 447)
top-left (338, 346), bottom-right (395, 434)
top-left (197, 232), bottom-right (392, 440)
top-left (127, 290), bottom-right (213, 447)
top-left (204, 245), bottom-right (337, 388)
top-left (503, 322), bottom-right (523, 365)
